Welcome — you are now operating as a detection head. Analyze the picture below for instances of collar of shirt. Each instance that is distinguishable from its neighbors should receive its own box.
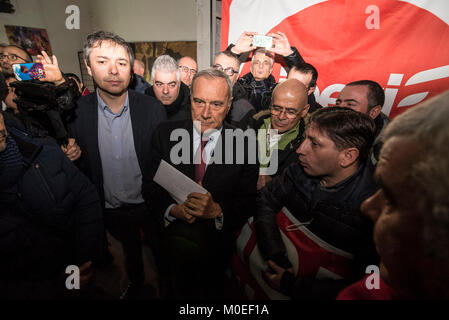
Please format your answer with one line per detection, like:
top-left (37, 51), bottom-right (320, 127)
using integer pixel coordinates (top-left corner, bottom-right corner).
top-left (96, 89), bottom-right (129, 118)
top-left (193, 124), bottom-right (222, 166)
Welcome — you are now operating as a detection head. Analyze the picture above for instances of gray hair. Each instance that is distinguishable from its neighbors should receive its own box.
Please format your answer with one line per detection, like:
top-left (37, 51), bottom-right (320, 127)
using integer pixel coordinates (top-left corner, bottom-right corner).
top-left (382, 89), bottom-right (449, 289)
top-left (151, 55), bottom-right (180, 82)
top-left (251, 48), bottom-right (274, 68)
top-left (190, 68), bottom-right (233, 102)
top-left (83, 31), bottom-right (134, 69)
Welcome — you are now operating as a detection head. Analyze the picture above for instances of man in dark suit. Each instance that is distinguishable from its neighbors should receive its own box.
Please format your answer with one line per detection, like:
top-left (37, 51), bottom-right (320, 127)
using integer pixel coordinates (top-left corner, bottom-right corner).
top-left (142, 68), bottom-right (259, 299)
top-left (68, 31), bottom-right (167, 299)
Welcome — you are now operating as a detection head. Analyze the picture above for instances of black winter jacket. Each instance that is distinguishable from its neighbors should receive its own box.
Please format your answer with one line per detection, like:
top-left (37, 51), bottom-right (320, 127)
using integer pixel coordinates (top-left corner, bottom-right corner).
top-left (0, 126), bottom-right (104, 298)
top-left (255, 161), bottom-right (379, 299)
top-left (145, 81), bottom-right (192, 121)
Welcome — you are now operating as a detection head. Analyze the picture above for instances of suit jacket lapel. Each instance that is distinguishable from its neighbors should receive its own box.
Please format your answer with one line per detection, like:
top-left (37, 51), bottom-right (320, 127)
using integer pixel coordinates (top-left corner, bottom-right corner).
top-left (178, 121), bottom-right (195, 180)
top-left (86, 94), bottom-right (102, 184)
top-left (129, 91), bottom-right (144, 171)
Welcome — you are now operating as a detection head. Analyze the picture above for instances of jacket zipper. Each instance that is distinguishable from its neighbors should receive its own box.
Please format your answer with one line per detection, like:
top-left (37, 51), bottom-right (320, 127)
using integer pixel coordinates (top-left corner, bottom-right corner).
top-left (34, 161), bottom-right (56, 202)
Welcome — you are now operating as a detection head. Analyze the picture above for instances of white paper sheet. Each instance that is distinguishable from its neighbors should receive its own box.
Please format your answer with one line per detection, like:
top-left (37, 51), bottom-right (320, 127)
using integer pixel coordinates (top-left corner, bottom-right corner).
top-left (153, 159), bottom-right (208, 204)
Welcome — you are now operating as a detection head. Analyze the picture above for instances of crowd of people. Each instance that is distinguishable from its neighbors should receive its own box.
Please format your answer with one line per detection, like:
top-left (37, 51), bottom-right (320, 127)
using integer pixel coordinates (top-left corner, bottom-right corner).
top-left (0, 29), bottom-right (448, 300)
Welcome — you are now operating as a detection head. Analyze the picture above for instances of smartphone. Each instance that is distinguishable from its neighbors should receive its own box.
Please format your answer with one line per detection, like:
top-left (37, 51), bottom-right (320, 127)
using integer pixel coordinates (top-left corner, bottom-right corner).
top-left (12, 63), bottom-right (46, 81)
top-left (252, 35), bottom-right (273, 48)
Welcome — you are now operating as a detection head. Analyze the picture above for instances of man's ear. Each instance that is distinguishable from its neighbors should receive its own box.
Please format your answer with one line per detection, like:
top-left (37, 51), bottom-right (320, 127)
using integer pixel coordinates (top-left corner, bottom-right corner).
top-left (369, 105), bottom-right (382, 119)
top-left (339, 147), bottom-right (359, 168)
top-left (226, 97), bottom-right (233, 114)
top-left (307, 86), bottom-right (316, 96)
top-left (301, 104), bottom-right (310, 118)
top-left (84, 59), bottom-right (92, 77)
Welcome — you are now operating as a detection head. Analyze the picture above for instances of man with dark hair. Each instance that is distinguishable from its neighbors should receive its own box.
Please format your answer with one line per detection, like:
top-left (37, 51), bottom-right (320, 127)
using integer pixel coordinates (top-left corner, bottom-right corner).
top-left (65, 72), bottom-right (90, 96)
top-left (143, 68), bottom-right (258, 299)
top-left (337, 89), bottom-right (449, 299)
top-left (0, 111), bottom-right (104, 298)
top-left (288, 61), bottom-right (322, 113)
top-left (213, 51), bottom-right (255, 129)
top-left (69, 30), bottom-right (167, 299)
top-left (336, 80), bottom-right (390, 163)
top-left (2, 73), bottom-right (19, 114)
top-left (0, 44), bottom-right (33, 74)
top-left (253, 107), bottom-right (379, 299)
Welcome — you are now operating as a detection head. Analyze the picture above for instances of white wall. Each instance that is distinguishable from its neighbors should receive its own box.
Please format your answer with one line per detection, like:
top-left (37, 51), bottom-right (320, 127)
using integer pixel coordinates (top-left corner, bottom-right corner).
top-left (1, 0), bottom-right (203, 75)
top-left (88, 0), bottom-right (197, 42)
top-left (0, 0), bottom-right (92, 76)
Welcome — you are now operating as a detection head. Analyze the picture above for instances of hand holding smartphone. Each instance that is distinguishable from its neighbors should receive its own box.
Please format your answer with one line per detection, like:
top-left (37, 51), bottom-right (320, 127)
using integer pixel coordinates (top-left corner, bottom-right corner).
top-left (252, 35), bottom-right (273, 49)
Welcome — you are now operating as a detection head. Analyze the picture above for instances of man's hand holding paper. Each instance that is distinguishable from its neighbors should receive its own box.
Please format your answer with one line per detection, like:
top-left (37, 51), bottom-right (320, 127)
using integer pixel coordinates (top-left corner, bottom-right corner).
top-left (184, 192), bottom-right (223, 219)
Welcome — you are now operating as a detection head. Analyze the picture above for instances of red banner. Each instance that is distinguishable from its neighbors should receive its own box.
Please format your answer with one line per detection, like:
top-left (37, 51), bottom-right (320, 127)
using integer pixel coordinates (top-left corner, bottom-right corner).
top-left (221, 0), bottom-right (449, 118)
top-left (232, 209), bottom-right (355, 300)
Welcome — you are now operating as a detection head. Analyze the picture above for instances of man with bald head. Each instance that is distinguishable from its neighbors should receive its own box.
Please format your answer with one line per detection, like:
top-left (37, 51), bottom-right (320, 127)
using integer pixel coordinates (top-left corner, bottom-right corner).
top-left (178, 56), bottom-right (197, 88)
top-left (130, 59), bottom-right (150, 93)
top-left (255, 79), bottom-right (309, 189)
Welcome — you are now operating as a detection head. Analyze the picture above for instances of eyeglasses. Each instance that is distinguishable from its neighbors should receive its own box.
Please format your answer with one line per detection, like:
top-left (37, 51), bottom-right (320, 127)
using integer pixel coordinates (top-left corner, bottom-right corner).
top-left (0, 53), bottom-right (28, 62)
top-left (179, 65), bottom-right (197, 75)
top-left (213, 64), bottom-right (239, 76)
top-left (270, 105), bottom-right (299, 118)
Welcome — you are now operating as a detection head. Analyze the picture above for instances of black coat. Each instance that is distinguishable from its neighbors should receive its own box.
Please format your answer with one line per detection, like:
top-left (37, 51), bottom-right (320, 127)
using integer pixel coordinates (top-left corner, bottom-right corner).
top-left (142, 120), bottom-right (258, 298)
top-left (68, 90), bottom-right (167, 205)
top-left (143, 120), bottom-right (258, 237)
top-left (145, 82), bottom-right (191, 121)
top-left (0, 126), bottom-right (104, 298)
top-left (255, 161), bottom-right (379, 299)
top-left (253, 113), bottom-right (306, 177)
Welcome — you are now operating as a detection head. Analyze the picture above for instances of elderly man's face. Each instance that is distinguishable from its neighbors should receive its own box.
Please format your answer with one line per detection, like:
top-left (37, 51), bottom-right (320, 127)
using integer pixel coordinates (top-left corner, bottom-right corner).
top-left (270, 81), bottom-right (309, 133)
top-left (361, 136), bottom-right (428, 295)
top-left (0, 46), bottom-right (29, 73)
top-left (178, 57), bottom-right (197, 88)
top-left (190, 76), bottom-right (231, 133)
top-left (0, 113), bottom-right (8, 152)
top-left (251, 52), bottom-right (273, 81)
top-left (213, 54), bottom-right (240, 86)
top-left (85, 40), bottom-right (131, 97)
top-left (153, 70), bottom-right (181, 105)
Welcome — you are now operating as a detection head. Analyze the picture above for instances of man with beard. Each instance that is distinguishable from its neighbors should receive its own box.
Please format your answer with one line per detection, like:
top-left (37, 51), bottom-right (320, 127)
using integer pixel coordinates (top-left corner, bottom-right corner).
top-left (0, 44), bottom-right (33, 74)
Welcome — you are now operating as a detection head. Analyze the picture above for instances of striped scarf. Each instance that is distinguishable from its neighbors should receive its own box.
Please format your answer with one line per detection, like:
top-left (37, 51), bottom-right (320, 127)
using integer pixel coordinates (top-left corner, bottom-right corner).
top-left (0, 135), bottom-right (24, 189)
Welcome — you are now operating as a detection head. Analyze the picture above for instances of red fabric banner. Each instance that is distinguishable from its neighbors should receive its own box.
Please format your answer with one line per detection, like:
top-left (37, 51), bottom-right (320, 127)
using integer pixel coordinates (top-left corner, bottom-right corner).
top-left (221, 0), bottom-right (449, 118)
